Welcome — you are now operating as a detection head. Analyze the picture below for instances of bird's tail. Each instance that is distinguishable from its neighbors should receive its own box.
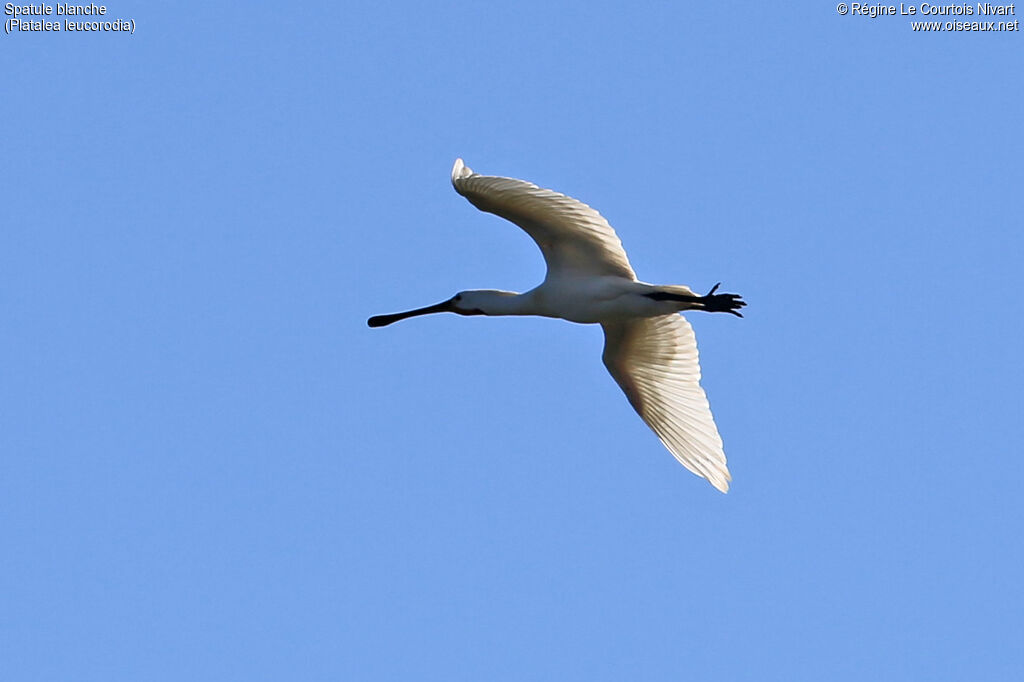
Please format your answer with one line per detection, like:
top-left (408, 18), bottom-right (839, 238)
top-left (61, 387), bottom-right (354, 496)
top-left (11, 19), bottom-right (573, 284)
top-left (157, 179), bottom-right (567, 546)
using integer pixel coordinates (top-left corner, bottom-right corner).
top-left (646, 285), bottom-right (699, 301)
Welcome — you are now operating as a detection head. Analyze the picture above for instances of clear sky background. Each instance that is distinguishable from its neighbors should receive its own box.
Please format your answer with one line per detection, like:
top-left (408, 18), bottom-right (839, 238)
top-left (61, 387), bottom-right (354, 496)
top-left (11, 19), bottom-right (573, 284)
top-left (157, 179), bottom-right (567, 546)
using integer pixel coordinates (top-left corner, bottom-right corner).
top-left (4, 2), bottom-right (1022, 680)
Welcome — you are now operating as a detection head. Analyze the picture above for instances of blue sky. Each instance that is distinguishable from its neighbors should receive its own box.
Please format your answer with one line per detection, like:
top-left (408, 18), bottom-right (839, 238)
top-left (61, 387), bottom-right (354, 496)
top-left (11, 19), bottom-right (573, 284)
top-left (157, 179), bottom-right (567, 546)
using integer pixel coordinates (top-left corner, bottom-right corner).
top-left (4, 2), bottom-right (1022, 680)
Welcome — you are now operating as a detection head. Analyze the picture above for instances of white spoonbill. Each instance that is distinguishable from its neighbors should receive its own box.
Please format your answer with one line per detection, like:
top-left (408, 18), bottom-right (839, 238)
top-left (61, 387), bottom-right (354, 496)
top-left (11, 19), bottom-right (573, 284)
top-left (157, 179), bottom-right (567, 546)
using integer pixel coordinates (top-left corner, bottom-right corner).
top-left (369, 159), bottom-right (745, 492)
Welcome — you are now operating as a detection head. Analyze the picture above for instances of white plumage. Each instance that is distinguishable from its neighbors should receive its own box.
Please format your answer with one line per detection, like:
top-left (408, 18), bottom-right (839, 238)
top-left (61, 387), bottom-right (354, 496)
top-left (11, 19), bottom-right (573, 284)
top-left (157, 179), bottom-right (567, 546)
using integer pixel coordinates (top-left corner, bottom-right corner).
top-left (602, 314), bottom-right (730, 492)
top-left (451, 158), bottom-right (636, 281)
top-left (369, 159), bottom-right (744, 492)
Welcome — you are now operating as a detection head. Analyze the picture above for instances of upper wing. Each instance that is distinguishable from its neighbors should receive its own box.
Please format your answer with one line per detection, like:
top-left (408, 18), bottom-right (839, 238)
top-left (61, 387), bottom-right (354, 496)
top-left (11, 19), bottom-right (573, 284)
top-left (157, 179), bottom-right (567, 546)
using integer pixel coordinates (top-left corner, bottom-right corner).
top-left (602, 314), bottom-right (731, 492)
top-left (451, 159), bottom-right (636, 280)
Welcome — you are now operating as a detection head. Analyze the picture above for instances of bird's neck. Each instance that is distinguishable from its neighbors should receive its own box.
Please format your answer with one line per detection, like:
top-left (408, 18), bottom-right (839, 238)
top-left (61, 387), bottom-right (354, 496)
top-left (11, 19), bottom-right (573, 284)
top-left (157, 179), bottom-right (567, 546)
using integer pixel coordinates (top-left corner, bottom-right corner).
top-left (473, 290), bottom-right (534, 316)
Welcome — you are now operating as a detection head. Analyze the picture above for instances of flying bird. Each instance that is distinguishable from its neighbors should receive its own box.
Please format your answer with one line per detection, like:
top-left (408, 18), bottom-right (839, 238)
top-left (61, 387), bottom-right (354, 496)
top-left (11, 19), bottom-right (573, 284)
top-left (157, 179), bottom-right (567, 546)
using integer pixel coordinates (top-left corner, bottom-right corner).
top-left (368, 159), bottom-right (745, 492)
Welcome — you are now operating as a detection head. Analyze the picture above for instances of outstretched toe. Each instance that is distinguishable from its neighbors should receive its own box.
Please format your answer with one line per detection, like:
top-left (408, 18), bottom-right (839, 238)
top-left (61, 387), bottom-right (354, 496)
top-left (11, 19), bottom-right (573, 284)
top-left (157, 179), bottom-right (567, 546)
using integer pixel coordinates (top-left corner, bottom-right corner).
top-left (701, 285), bottom-right (746, 317)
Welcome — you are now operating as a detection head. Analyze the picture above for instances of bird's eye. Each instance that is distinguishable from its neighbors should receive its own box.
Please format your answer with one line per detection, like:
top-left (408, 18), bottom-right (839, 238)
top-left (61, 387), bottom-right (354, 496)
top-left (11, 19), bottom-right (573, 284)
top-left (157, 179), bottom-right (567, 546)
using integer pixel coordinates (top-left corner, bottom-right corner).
top-left (454, 294), bottom-right (461, 302)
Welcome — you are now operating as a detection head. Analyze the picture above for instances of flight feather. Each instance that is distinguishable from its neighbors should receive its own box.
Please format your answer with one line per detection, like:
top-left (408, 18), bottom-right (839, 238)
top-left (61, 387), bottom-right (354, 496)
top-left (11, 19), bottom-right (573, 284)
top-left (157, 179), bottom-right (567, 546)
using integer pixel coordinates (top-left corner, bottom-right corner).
top-left (451, 158), bottom-right (636, 280)
top-left (602, 314), bottom-right (731, 492)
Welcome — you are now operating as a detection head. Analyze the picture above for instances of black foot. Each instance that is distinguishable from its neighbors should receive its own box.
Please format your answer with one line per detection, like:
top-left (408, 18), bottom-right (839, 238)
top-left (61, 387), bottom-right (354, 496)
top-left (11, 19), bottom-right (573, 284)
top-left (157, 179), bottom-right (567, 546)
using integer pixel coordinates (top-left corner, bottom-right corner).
top-left (701, 283), bottom-right (746, 317)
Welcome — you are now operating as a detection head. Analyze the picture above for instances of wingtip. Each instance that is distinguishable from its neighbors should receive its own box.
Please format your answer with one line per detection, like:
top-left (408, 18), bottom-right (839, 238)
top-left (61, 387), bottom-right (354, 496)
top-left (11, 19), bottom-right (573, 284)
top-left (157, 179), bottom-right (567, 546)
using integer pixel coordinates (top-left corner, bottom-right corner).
top-left (451, 157), bottom-right (472, 185)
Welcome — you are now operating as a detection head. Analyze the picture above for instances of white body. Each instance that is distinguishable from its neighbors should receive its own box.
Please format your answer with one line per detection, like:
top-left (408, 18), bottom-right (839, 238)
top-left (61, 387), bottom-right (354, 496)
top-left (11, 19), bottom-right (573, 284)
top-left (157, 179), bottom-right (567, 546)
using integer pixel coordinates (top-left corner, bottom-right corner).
top-left (485, 277), bottom-right (699, 324)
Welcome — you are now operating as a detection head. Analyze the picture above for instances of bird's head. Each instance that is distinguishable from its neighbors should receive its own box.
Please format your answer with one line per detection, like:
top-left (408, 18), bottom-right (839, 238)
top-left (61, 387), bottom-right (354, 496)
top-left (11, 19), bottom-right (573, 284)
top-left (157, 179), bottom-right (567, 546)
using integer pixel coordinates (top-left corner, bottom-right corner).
top-left (450, 290), bottom-right (519, 315)
top-left (367, 290), bottom-right (516, 327)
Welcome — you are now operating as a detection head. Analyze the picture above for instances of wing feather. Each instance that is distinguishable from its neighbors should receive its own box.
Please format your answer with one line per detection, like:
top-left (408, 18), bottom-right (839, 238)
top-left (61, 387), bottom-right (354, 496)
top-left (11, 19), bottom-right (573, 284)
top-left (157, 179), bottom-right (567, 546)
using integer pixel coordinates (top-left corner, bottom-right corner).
top-left (451, 159), bottom-right (636, 280)
top-left (602, 314), bottom-right (731, 492)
